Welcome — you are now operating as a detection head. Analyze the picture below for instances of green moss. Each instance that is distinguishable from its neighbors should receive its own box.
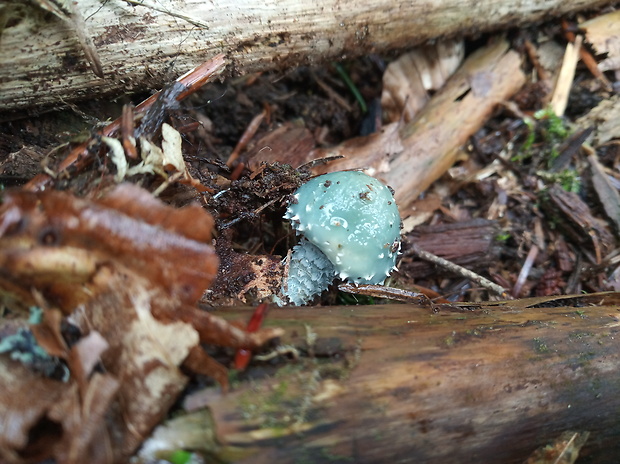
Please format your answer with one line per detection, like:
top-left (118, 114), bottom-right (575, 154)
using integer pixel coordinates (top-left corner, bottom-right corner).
top-left (533, 107), bottom-right (569, 140)
top-left (537, 169), bottom-right (581, 193)
top-left (568, 331), bottom-right (593, 341)
top-left (167, 450), bottom-right (193, 464)
top-left (514, 107), bottom-right (579, 191)
top-left (238, 379), bottom-right (295, 431)
top-left (532, 337), bottom-right (549, 354)
top-left (237, 361), bottom-right (323, 432)
top-left (443, 335), bottom-right (455, 347)
top-left (495, 231), bottom-right (511, 242)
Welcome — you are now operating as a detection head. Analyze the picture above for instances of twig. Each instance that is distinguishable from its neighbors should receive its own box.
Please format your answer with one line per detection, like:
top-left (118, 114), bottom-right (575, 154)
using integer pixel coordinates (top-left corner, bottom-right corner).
top-left (220, 197), bottom-right (280, 229)
top-left (409, 243), bottom-right (508, 297)
top-left (123, 0), bottom-right (210, 28)
top-left (254, 345), bottom-right (300, 362)
top-left (523, 39), bottom-right (550, 81)
top-left (226, 107), bottom-right (268, 167)
top-left (513, 244), bottom-right (539, 298)
top-left (25, 54), bottom-right (226, 192)
top-left (338, 283), bottom-right (432, 304)
top-left (33, 0), bottom-right (103, 77)
top-left (312, 71), bottom-right (354, 112)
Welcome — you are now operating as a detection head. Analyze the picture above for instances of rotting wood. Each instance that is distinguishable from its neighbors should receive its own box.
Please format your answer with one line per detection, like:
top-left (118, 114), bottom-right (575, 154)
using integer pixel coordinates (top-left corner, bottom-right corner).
top-left (540, 184), bottom-right (614, 264)
top-left (0, 0), bottom-right (613, 114)
top-left (306, 38), bottom-right (526, 211)
top-left (399, 218), bottom-right (501, 279)
top-left (307, 39), bottom-right (525, 211)
top-left (199, 294), bottom-right (620, 464)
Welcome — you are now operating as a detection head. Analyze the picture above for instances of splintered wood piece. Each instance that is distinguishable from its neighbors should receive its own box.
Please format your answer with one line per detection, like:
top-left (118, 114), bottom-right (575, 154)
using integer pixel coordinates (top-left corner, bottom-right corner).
top-left (581, 10), bottom-right (620, 74)
top-left (549, 35), bottom-right (582, 117)
top-left (306, 38), bottom-right (526, 211)
top-left (381, 39), bottom-right (465, 123)
top-left (205, 294), bottom-right (620, 463)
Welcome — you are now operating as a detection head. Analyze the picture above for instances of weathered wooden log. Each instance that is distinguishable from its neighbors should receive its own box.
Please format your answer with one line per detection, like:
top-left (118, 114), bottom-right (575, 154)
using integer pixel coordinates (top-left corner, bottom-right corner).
top-left (200, 294), bottom-right (620, 463)
top-left (0, 0), bottom-right (613, 114)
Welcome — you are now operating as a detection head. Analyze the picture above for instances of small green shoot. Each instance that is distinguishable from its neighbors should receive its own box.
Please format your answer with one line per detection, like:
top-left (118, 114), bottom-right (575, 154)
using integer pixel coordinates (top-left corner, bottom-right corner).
top-left (537, 169), bottom-right (581, 193)
top-left (495, 231), bottom-right (511, 242)
top-left (533, 107), bottom-right (569, 140)
top-left (513, 107), bottom-right (570, 166)
top-left (167, 450), bottom-right (193, 464)
top-left (334, 63), bottom-right (367, 113)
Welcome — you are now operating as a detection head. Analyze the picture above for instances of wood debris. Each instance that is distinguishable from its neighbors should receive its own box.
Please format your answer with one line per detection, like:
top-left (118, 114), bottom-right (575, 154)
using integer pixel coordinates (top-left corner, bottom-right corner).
top-left (0, 184), bottom-right (281, 463)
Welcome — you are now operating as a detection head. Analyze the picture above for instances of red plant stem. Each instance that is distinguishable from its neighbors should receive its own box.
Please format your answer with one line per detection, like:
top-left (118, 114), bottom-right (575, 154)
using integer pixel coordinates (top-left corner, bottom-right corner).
top-left (234, 302), bottom-right (270, 370)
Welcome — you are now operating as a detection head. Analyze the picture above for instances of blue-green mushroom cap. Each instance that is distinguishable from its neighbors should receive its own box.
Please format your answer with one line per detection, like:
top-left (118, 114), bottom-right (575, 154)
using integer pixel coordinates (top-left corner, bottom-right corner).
top-left (285, 171), bottom-right (401, 284)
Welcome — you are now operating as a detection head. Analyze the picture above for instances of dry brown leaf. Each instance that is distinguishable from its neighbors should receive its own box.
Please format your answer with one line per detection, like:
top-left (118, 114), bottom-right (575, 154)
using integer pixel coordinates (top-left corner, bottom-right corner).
top-left (30, 308), bottom-right (67, 358)
top-left (246, 121), bottom-right (315, 169)
top-left (70, 331), bottom-right (109, 378)
top-left (0, 359), bottom-right (66, 463)
top-left (122, 123), bottom-right (210, 193)
top-left (0, 184), bottom-right (281, 462)
top-left (0, 183), bottom-right (219, 308)
top-left (581, 10), bottom-right (620, 73)
top-left (67, 270), bottom-right (200, 456)
top-left (48, 375), bottom-right (119, 464)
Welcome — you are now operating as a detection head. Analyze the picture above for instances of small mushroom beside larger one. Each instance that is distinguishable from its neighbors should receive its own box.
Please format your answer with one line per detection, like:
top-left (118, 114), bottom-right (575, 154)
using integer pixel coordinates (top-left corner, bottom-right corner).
top-left (278, 171), bottom-right (401, 306)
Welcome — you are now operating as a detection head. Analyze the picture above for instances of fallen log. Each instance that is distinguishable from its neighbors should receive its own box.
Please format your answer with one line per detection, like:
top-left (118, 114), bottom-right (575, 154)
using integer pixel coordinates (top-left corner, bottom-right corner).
top-left (0, 0), bottom-right (613, 114)
top-left (199, 293), bottom-right (620, 463)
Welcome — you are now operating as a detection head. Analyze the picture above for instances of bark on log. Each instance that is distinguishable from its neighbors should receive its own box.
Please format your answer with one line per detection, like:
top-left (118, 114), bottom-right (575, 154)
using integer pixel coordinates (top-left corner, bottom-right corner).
top-left (400, 218), bottom-right (501, 278)
top-left (199, 294), bottom-right (620, 463)
top-left (0, 0), bottom-right (613, 114)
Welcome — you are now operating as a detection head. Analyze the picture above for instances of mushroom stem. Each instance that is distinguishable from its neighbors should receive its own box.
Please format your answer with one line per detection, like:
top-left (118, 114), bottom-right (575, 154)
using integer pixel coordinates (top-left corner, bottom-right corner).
top-left (279, 239), bottom-right (336, 306)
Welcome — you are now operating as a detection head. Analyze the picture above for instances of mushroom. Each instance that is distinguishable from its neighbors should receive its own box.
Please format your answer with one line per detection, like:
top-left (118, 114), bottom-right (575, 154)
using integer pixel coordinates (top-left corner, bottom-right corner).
top-left (279, 171), bottom-right (401, 306)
